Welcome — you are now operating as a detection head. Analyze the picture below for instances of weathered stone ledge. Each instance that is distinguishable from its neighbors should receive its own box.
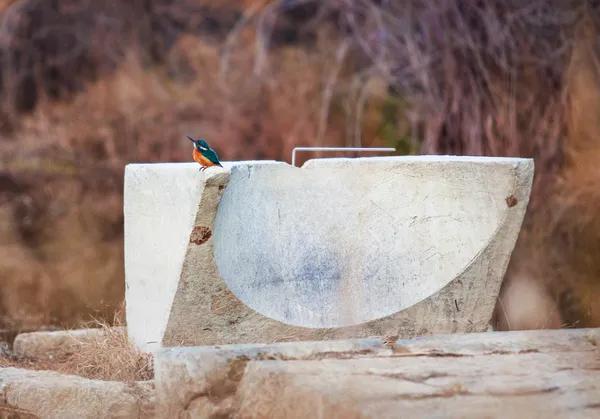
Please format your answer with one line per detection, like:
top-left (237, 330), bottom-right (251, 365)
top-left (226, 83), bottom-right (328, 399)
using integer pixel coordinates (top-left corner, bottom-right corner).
top-left (0, 367), bottom-right (154, 419)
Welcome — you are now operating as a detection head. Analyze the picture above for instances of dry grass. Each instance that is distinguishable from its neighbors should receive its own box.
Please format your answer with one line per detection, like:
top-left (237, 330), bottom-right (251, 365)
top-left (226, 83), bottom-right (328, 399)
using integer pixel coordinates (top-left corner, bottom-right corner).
top-left (65, 314), bottom-right (153, 382)
top-left (0, 305), bottom-right (154, 382)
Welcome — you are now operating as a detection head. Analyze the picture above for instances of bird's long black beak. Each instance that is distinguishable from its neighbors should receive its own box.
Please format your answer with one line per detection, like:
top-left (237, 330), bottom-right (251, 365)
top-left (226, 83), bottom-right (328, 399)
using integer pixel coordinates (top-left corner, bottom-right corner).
top-left (186, 136), bottom-right (195, 143)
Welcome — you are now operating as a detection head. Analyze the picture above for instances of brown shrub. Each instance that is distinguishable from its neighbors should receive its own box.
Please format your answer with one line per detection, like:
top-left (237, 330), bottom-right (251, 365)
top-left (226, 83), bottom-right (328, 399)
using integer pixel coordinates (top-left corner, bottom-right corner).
top-left (1, 0), bottom-right (600, 334)
top-left (286, 0), bottom-right (599, 330)
top-left (0, 0), bottom-right (367, 331)
top-left (490, 16), bottom-right (600, 330)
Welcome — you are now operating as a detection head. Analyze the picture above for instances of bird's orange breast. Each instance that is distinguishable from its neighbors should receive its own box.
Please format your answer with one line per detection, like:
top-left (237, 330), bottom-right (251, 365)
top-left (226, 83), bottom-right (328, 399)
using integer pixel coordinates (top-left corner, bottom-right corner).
top-left (193, 148), bottom-right (216, 167)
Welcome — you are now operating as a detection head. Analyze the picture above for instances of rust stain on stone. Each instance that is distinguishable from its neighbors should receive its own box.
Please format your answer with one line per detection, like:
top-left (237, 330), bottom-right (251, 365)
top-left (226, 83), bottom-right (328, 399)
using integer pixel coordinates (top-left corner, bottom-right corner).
top-left (190, 226), bottom-right (212, 245)
top-left (505, 195), bottom-right (518, 208)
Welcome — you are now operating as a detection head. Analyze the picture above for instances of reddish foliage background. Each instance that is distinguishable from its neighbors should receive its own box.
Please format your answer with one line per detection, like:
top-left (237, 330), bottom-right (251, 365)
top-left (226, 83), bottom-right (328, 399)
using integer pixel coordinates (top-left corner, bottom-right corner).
top-left (0, 0), bottom-right (599, 336)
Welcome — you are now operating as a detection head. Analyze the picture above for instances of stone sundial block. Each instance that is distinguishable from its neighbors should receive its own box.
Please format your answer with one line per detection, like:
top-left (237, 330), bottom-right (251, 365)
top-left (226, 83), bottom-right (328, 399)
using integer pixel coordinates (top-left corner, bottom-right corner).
top-left (124, 156), bottom-right (534, 352)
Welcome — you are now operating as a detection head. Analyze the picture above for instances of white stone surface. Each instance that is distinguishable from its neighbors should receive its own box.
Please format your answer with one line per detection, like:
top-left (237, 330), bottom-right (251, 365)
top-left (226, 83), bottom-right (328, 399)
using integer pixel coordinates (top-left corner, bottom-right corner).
top-left (154, 328), bottom-right (600, 418)
top-left (124, 161), bottom-right (273, 352)
top-left (124, 163), bottom-right (206, 352)
top-left (214, 156), bottom-right (531, 328)
top-left (124, 156), bottom-right (534, 352)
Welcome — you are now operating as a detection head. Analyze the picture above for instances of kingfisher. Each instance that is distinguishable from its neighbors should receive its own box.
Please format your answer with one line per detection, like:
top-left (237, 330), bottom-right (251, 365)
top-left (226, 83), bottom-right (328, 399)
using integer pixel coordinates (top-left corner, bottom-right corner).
top-left (187, 136), bottom-right (223, 171)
